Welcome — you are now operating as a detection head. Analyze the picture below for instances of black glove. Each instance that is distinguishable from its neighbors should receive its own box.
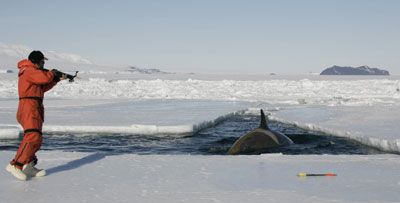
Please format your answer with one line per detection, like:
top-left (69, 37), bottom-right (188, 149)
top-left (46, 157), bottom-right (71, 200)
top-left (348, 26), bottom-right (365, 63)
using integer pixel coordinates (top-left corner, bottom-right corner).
top-left (51, 69), bottom-right (63, 82)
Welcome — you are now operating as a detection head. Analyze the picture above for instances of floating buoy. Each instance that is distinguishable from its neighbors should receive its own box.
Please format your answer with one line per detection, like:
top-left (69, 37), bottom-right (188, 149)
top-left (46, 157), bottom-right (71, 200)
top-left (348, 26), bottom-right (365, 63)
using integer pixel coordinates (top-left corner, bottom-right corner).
top-left (297, 172), bottom-right (337, 177)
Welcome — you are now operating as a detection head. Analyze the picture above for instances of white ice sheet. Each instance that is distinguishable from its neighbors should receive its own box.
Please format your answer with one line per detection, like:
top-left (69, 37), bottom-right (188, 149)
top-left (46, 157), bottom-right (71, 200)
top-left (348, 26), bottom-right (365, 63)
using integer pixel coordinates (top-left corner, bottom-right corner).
top-left (0, 99), bottom-right (250, 138)
top-left (1, 151), bottom-right (399, 203)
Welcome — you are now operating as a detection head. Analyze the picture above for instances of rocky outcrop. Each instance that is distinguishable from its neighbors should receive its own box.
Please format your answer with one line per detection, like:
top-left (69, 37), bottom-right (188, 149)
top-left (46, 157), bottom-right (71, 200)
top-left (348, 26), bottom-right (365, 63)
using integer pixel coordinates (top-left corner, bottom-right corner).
top-left (320, 65), bottom-right (389, 75)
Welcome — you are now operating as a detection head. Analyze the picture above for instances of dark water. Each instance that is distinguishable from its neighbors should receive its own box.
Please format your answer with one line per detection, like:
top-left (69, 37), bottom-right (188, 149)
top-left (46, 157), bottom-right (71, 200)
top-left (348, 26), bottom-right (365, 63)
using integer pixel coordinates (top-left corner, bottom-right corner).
top-left (0, 114), bottom-right (384, 155)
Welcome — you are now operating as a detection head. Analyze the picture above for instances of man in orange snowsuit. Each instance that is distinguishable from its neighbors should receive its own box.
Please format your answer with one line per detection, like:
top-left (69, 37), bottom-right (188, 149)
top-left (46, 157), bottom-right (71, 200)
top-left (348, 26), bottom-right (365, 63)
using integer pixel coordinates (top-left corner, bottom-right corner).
top-left (6, 51), bottom-right (66, 180)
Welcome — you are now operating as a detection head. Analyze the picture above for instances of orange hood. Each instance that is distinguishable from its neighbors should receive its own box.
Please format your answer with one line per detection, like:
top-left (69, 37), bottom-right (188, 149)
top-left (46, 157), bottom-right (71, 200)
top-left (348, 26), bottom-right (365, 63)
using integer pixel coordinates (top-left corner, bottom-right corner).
top-left (17, 59), bottom-right (38, 70)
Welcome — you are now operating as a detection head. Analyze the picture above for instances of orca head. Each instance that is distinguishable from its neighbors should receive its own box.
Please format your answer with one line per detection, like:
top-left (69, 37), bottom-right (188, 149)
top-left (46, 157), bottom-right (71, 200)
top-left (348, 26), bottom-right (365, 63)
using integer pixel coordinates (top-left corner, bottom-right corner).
top-left (259, 109), bottom-right (269, 130)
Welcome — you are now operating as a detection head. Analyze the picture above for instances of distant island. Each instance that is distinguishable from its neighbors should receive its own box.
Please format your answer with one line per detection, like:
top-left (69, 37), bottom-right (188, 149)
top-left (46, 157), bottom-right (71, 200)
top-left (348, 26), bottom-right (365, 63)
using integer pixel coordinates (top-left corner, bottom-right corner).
top-left (320, 65), bottom-right (390, 75)
top-left (124, 66), bottom-right (173, 74)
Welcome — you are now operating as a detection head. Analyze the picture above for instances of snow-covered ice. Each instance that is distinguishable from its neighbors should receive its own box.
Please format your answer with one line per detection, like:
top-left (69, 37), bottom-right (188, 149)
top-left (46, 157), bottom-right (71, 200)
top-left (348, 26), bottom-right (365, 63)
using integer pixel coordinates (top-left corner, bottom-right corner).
top-left (1, 73), bottom-right (399, 152)
top-left (1, 151), bottom-right (400, 203)
top-left (1, 67), bottom-right (400, 202)
top-left (1, 74), bottom-right (400, 105)
top-left (0, 99), bottom-right (250, 138)
top-left (269, 105), bottom-right (400, 153)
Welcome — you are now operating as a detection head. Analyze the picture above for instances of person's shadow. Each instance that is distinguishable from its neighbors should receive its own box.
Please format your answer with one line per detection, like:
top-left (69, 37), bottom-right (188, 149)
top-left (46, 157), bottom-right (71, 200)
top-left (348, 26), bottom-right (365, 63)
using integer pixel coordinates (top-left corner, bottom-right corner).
top-left (46, 153), bottom-right (107, 175)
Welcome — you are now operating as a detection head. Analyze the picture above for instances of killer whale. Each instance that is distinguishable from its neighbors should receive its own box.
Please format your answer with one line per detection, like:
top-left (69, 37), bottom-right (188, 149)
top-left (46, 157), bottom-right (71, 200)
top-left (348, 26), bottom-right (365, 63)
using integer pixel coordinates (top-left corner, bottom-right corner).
top-left (228, 109), bottom-right (293, 155)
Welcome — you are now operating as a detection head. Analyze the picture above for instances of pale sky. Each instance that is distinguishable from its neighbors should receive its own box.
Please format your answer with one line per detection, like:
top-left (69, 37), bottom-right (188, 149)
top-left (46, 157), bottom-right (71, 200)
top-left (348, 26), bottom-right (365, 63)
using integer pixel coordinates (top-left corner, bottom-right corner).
top-left (1, 0), bottom-right (399, 74)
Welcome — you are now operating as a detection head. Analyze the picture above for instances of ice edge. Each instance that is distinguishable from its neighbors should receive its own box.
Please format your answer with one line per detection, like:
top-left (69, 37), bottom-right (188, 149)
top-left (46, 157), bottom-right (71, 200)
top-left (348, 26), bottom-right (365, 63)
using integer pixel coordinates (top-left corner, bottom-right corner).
top-left (0, 109), bottom-right (248, 139)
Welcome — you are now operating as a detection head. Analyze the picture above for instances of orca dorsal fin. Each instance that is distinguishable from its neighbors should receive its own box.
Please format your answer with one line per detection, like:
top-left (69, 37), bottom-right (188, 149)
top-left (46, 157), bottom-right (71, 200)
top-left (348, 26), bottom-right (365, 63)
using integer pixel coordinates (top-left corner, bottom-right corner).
top-left (259, 109), bottom-right (269, 130)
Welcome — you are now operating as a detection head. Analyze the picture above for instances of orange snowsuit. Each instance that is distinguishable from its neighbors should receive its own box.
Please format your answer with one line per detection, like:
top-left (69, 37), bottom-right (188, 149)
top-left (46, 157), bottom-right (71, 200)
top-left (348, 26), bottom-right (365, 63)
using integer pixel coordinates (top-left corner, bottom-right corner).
top-left (10, 59), bottom-right (58, 168)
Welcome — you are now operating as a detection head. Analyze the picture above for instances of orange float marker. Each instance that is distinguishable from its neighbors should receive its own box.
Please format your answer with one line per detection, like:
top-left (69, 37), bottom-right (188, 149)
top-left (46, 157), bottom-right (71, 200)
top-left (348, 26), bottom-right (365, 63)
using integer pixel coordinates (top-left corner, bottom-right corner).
top-left (297, 172), bottom-right (337, 177)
